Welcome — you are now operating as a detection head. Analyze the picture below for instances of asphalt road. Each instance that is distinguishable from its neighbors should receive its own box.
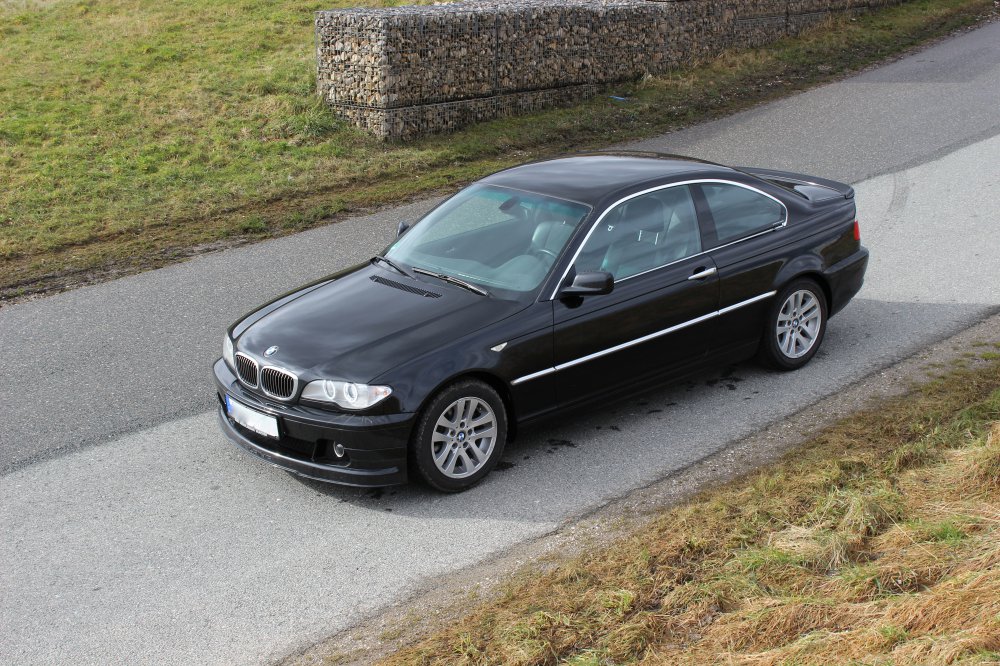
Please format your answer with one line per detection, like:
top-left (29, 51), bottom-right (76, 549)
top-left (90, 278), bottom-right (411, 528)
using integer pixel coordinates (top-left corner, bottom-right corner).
top-left (2, 21), bottom-right (999, 666)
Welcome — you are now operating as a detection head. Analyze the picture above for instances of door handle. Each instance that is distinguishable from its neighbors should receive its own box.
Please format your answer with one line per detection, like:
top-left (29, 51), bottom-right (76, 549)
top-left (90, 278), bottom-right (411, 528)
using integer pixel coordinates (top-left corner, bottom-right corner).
top-left (687, 266), bottom-right (717, 281)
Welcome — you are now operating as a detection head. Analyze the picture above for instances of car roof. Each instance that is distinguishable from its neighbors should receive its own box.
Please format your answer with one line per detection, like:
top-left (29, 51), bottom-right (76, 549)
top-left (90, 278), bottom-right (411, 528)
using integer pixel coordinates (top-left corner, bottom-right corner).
top-left (478, 152), bottom-right (734, 207)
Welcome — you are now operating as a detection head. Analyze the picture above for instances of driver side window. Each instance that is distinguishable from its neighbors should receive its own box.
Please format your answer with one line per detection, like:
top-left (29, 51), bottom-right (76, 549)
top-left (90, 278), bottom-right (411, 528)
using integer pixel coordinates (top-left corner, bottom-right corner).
top-left (575, 186), bottom-right (701, 280)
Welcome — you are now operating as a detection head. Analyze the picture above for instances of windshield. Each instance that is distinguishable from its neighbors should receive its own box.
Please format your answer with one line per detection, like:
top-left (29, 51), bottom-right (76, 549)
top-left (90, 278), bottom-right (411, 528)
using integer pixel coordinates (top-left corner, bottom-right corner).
top-left (386, 185), bottom-right (591, 296)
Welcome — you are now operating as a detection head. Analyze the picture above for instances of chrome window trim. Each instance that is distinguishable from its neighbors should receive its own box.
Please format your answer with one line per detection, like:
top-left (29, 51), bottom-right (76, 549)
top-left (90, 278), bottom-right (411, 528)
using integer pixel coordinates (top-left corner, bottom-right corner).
top-left (547, 179), bottom-right (788, 300)
top-left (512, 290), bottom-right (776, 386)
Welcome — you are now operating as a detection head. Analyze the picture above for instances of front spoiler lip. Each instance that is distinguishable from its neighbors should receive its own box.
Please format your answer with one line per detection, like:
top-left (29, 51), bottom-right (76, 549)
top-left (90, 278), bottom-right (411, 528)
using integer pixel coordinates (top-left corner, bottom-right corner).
top-left (217, 407), bottom-right (407, 488)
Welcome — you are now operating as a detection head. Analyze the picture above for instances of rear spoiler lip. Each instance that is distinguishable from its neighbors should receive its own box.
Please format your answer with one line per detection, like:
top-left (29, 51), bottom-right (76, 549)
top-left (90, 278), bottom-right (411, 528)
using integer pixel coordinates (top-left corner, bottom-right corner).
top-left (737, 166), bottom-right (855, 200)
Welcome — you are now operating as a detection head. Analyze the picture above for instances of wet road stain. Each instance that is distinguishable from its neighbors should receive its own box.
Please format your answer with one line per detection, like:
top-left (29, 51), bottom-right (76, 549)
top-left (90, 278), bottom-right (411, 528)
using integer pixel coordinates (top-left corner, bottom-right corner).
top-left (546, 438), bottom-right (577, 454)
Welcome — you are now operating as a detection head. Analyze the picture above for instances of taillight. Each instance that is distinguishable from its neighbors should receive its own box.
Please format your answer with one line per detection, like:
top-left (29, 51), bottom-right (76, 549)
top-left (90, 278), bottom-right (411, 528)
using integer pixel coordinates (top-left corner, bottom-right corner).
top-left (852, 219), bottom-right (860, 241)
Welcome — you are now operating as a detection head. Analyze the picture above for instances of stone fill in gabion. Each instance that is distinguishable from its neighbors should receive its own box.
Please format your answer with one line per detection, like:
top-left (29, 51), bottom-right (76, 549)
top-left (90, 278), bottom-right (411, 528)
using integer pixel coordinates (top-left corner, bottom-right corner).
top-left (316, 0), bottom-right (903, 139)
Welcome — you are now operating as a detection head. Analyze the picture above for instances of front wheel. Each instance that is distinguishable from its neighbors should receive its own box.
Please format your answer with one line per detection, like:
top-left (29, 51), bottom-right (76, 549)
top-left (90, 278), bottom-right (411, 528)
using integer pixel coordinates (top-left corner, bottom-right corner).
top-left (758, 279), bottom-right (827, 371)
top-left (411, 379), bottom-right (508, 492)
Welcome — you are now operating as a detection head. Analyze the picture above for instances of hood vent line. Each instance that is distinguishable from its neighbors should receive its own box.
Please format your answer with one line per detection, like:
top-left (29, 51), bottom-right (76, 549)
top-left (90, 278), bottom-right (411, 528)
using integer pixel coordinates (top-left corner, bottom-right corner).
top-left (370, 275), bottom-right (442, 298)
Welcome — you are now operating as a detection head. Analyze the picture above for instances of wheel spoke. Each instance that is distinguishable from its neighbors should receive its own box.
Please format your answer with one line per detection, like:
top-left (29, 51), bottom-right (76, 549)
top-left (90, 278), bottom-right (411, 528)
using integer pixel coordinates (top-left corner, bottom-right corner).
top-left (452, 398), bottom-right (467, 424)
top-left (781, 331), bottom-right (794, 355)
top-left (437, 407), bottom-right (458, 429)
top-left (443, 449), bottom-right (460, 474)
top-left (470, 411), bottom-right (493, 428)
top-left (467, 444), bottom-right (489, 465)
top-left (473, 425), bottom-right (496, 441)
top-left (457, 450), bottom-right (475, 474)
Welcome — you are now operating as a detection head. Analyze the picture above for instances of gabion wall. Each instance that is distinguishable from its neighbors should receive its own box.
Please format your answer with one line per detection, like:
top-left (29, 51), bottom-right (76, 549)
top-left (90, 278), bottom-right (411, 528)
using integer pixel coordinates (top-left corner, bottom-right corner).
top-left (316, 0), bottom-right (898, 140)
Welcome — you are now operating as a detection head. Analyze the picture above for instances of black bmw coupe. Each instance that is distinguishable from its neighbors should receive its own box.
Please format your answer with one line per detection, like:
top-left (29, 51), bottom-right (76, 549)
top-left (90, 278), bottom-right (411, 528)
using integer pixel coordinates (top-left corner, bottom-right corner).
top-left (214, 153), bottom-right (868, 491)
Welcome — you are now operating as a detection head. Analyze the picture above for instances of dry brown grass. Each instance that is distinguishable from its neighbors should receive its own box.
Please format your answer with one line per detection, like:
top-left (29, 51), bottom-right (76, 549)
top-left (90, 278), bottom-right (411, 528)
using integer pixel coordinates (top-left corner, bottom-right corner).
top-left (378, 358), bottom-right (1000, 666)
top-left (972, 423), bottom-right (1000, 490)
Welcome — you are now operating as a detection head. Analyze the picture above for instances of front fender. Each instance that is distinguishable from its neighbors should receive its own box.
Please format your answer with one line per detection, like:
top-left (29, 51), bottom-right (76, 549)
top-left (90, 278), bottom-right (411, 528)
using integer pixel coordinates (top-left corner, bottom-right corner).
top-left (372, 302), bottom-right (554, 415)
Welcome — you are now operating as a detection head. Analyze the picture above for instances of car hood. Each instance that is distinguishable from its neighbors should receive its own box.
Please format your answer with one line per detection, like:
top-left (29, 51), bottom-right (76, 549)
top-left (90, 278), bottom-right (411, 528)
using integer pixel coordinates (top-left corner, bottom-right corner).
top-left (235, 263), bottom-right (526, 381)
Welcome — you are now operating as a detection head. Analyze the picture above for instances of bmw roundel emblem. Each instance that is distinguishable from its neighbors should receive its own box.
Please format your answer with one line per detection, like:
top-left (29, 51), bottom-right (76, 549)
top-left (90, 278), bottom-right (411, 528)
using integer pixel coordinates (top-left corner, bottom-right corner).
top-left (264, 345), bottom-right (279, 357)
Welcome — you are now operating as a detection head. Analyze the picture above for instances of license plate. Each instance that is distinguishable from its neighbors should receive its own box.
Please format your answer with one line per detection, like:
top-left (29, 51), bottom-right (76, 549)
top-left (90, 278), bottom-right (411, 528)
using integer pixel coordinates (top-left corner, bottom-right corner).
top-left (225, 395), bottom-right (279, 439)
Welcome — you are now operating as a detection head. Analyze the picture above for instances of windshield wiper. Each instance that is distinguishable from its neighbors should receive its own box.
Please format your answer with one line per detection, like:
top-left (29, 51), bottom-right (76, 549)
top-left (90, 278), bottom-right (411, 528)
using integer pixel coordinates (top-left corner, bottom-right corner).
top-left (372, 255), bottom-right (414, 278)
top-left (412, 267), bottom-right (490, 297)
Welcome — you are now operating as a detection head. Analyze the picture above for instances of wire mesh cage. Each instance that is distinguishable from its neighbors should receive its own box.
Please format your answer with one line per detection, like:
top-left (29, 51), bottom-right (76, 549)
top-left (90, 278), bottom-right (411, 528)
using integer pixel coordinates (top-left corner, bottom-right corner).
top-left (316, 0), bottom-right (903, 139)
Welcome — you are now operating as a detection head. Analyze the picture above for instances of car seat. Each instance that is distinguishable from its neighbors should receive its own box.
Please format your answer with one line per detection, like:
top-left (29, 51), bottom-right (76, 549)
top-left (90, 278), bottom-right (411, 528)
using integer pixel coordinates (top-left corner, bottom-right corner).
top-left (600, 197), bottom-right (666, 279)
top-left (529, 210), bottom-right (576, 259)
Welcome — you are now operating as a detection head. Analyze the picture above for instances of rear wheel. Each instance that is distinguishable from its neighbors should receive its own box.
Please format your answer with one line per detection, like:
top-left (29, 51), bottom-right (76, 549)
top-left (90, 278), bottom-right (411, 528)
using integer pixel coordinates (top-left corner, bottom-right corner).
top-left (411, 379), bottom-right (507, 492)
top-left (758, 279), bottom-right (827, 371)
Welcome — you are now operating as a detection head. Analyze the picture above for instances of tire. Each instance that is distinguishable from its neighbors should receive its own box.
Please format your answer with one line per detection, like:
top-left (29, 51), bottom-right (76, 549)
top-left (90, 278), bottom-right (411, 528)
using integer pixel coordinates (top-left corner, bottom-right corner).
top-left (758, 278), bottom-right (828, 371)
top-left (411, 379), bottom-right (508, 492)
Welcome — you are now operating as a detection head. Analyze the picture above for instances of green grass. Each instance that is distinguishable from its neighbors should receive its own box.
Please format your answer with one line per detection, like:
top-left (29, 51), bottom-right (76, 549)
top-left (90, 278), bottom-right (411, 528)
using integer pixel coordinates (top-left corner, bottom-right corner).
top-left (1, 0), bottom-right (422, 258)
top-left (1, 0), bottom-right (994, 299)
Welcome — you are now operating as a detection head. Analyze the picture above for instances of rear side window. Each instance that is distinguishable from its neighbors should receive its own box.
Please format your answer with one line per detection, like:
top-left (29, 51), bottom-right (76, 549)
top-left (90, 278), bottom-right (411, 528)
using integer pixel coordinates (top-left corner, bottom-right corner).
top-left (701, 183), bottom-right (785, 245)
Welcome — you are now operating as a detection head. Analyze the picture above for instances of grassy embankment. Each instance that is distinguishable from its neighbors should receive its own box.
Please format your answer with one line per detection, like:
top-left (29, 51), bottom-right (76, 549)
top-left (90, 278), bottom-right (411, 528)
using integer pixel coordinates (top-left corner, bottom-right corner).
top-left (377, 346), bottom-right (1000, 665)
top-left (1, 0), bottom-right (994, 299)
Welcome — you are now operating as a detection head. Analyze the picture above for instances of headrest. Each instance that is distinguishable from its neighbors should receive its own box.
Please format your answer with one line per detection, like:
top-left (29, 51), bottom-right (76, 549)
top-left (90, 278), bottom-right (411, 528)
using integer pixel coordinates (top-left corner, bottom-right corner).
top-left (619, 197), bottom-right (664, 233)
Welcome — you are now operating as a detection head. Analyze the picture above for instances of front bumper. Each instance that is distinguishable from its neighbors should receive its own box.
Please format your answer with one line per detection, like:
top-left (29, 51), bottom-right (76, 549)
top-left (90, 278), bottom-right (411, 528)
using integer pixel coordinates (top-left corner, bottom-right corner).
top-left (213, 359), bottom-right (413, 487)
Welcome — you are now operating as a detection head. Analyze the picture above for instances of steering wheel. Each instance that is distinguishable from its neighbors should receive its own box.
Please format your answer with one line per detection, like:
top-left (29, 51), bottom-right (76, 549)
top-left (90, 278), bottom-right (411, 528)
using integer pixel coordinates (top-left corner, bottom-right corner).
top-left (530, 248), bottom-right (558, 262)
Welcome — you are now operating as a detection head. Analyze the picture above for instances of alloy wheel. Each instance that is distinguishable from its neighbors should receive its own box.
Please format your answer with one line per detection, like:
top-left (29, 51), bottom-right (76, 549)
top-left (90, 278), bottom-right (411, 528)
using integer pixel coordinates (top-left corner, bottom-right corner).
top-left (431, 397), bottom-right (498, 479)
top-left (775, 289), bottom-right (822, 359)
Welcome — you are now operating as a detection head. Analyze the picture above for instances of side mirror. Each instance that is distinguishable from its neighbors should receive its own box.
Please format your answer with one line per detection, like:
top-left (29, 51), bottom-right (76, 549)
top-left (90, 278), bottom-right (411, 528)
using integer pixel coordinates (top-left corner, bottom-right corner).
top-left (396, 221), bottom-right (410, 237)
top-left (560, 271), bottom-right (614, 297)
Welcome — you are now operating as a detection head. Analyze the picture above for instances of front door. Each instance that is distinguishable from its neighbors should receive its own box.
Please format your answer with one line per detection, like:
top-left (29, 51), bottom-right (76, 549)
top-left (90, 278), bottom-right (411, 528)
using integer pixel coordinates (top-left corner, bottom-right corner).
top-left (550, 185), bottom-right (720, 407)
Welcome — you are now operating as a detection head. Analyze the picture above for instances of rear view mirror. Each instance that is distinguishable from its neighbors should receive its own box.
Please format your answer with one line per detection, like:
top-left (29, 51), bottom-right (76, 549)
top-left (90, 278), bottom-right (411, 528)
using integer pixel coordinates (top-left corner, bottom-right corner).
top-left (560, 271), bottom-right (614, 297)
top-left (397, 221), bottom-right (410, 237)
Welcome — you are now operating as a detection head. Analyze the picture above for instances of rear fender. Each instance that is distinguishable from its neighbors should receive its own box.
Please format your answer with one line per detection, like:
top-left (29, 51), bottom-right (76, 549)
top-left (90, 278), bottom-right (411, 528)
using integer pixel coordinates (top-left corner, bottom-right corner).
top-left (772, 255), bottom-right (831, 305)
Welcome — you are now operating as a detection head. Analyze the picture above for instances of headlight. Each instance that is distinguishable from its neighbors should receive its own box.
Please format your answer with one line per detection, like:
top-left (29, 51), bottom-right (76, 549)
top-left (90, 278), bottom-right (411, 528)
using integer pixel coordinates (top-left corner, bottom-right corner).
top-left (300, 380), bottom-right (392, 410)
top-left (223, 334), bottom-right (235, 369)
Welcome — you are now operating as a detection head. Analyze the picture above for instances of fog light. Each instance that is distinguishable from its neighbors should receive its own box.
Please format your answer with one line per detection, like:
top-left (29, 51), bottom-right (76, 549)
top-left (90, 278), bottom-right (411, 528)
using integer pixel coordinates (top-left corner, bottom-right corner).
top-left (333, 443), bottom-right (345, 458)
